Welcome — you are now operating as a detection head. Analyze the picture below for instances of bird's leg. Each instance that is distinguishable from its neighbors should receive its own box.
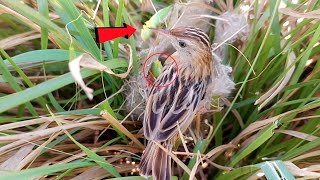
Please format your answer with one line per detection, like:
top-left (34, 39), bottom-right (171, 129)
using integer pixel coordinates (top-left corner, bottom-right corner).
top-left (176, 122), bottom-right (190, 155)
top-left (196, 113), bottom-right (201, 138)
top-left (188, 128), bottom-right (197, 144)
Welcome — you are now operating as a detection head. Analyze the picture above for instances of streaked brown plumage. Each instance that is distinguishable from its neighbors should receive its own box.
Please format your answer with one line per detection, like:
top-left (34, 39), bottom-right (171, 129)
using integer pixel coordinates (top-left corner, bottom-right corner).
top-left (139, 27), bottom-right (213, 180)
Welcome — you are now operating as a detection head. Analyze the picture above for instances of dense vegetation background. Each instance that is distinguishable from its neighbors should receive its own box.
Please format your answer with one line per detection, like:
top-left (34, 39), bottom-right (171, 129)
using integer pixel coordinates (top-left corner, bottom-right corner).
top-left (0, 0), bottom-right (319, 179)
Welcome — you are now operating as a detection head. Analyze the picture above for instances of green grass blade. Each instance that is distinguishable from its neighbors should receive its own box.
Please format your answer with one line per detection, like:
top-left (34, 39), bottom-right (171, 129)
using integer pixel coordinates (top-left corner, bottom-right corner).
top-left (4, 49), bottom-right (81, 65)
top-left (50, 0), bottom-right (100, 59)
top-left (0, 162), bottom-right (94, 180)
top-left (281, 137), bottom-right (320, 160)
top-left (37, 0), bottom-right (64, 112)
top-left (37, 0), bottom-right (49, 49)
top-left (289, 23), bottom-right (320, 85)
top-left (260, 162), bottom-right (281, 180)
top-left (255, 161), bottom-right (295, 180)
top-left (269, 0), bottom-right (281, 54)
top-left (228, 122), bottom-right (278, 167)
top-left (0, 51), bottom-right (38, 116)
top-left (1, 0), bottom-right (80, 50)
top-left (273, 160), bottom-right (295, 180)
top-left (112, 0), bottom-right (125, 58)
top-left (0, 49), bottom-right (48, 111)
top-left (67, 137), bottom-right (121, 178)
top-left (102, 0), bottom-right (113, 59)
top-left (216, 166), bottom-right (259, 180)
top-left (123, 10), bottom-right (138, 76)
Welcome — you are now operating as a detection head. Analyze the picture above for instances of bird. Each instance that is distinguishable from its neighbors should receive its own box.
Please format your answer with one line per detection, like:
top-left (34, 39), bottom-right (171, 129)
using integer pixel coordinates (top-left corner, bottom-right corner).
top-left (139, 26), bottom-right (213, 180)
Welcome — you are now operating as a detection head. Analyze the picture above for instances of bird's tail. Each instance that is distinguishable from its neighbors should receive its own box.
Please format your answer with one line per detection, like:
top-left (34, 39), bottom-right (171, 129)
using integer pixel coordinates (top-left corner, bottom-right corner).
top-left (139, 141), bottom-right (171, 180)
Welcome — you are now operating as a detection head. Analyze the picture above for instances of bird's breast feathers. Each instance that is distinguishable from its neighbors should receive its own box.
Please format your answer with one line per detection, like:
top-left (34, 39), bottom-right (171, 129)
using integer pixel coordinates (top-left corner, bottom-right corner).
top-left (144, 62), bottom-right (212, 141)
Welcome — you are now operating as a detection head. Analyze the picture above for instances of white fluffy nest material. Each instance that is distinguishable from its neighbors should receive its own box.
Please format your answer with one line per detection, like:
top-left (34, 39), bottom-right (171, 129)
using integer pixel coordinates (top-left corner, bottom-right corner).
top-left (124, 1), bottom-right (249, 120)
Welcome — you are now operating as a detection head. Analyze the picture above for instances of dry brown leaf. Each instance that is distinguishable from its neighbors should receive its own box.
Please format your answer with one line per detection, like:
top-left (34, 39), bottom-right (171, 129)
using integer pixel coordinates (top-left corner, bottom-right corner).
top-left (0, 138), bottom-right (38, 156)
top-left (205, 159), bottom-right (233, 171)
top-left (230, 113), bottom-right (287, 145)
top-left (0, 4), bottom-right (40, 31)
top-left (303, 165), bottom-right (320, 172)
top-left (275, 129), bottom-right (318, 142)
top-left (0, 121), bottom-right (107, 143)
top-left (223, 98), bottom-right (244, 128)
top-left (70, 164), bottom-right (137, 180)
top-left (0, 117), bottom-right (53, 131)
top-left (0, 82), bottom-right (15, 94)
top-left (55, 151), bottom-right (87, 165)
top-left (228, 106), bottom-right (320, 146)
top-left (0, 122), bottom-right (50, 173)
top-left (0, 31), bottom-right (41, 49)
top-left (290, 150), bottom-right (320, 162)
top-left (69, 45), bottom-right (133, 100)
top-left (0, 3), bottom-right (70, 49)
top-left (255, 49), bottom-right (296, 110)
top-left (68, 54), bottom-right (94, 100)
top-left (0, 115), bottom-right (81, 132)
top-left (285, 161), bottom-right (320, 178)
top-left (239, 133), bottom-right (260, 150)
top-left (0, 144), bottom-right (34, 173)
top-left (104, 145), bottom-right (142, 153)
top-left (280, 8), bottom-right (320, 19)
top-left (70, 166), bottom-right (106, 180)
top-left (205, 144), bottom-right (237, 159)
top-left (54, 147), bottom-right (125, 167)
top-left (17, 131), bottom-right (61, 170)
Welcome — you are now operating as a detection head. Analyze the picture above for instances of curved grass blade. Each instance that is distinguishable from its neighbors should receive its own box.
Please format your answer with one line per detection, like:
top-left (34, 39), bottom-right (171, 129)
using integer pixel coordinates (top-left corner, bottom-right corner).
top-left (0, 59), bottom-right (128, 114)
top-left (4, 49), bottom-right (82, 65)
top-left (0, 162), bottom-right (94, 180)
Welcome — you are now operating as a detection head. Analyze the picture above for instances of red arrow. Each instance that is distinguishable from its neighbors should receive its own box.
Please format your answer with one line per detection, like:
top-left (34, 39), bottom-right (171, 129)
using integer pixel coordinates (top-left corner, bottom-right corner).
top-left (95, 23), bottom-right (136, 43)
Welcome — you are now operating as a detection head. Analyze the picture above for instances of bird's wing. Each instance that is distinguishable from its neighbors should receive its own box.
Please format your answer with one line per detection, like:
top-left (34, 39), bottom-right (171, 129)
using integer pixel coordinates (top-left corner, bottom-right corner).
top-left (144, 65), bottom-right (206, 141)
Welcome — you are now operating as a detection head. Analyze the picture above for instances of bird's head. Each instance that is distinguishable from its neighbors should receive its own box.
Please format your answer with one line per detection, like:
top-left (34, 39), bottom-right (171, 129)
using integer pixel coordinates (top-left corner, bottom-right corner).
top-left (152, 27), bottom-right (211, 55)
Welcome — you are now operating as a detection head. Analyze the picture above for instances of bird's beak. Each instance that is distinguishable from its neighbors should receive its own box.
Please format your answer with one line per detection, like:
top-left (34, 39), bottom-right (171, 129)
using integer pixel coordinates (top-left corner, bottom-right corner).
top-left (150, 28), bottom-right (171, 37)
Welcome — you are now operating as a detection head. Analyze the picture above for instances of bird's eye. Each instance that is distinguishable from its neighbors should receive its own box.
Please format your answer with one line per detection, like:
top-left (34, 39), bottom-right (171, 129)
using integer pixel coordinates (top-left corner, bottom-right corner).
top-left (178, 40), bottom-right (186, 48)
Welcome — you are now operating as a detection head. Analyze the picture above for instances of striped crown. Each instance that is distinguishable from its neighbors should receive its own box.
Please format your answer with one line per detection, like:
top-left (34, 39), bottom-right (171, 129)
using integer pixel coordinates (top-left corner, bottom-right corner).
top-left (169, 27), bottom-right (210, 48)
